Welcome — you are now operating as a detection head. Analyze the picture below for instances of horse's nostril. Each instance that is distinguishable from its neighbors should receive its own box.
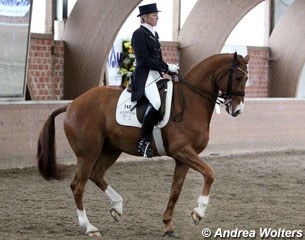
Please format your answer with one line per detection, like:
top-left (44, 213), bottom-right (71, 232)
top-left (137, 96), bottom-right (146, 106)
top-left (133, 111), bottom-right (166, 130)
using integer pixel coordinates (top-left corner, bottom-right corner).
top-left (232, 110), bottom-right (241, 117)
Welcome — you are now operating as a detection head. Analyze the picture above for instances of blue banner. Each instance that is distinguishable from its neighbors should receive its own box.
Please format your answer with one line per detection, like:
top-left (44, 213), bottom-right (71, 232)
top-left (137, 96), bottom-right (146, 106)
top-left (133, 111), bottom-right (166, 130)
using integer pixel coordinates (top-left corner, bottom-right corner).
top-left (0, 0), bottom-right (30, 17)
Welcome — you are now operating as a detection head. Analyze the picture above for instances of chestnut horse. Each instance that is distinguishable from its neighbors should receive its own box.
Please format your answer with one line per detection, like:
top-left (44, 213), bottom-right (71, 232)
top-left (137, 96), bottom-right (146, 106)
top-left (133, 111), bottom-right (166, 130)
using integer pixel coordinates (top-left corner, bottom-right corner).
top-left (37, 53), bottom-right (249, 237)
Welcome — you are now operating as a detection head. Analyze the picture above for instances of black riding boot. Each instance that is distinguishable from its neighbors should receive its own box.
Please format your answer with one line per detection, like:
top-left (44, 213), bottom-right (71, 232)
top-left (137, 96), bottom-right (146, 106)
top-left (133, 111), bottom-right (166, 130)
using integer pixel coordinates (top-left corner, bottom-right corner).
top-left (138, 104), bottom-right (159, 158)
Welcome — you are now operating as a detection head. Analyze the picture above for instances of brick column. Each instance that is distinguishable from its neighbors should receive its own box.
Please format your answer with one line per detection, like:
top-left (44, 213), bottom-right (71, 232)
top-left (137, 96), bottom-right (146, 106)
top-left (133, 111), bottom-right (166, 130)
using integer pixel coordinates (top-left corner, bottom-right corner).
top-left (27, 34), bottom-right (64, 100)
top-left (161, 41), bottom-right (179, 64)
top-left (246, 46), bottom-right (269, 98)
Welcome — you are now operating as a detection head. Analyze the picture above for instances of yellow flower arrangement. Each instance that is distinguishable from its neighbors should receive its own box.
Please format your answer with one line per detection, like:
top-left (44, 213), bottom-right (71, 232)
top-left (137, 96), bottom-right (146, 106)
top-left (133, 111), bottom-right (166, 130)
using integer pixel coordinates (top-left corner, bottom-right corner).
top-left (119, 40), bottom-right (136, 88)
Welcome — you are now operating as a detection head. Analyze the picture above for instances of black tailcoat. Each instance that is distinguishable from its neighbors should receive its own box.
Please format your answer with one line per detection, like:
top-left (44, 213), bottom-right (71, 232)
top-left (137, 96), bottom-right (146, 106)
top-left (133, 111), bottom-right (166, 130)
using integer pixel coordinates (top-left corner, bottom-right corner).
top-left (131, 26), bottom-right (168, 102)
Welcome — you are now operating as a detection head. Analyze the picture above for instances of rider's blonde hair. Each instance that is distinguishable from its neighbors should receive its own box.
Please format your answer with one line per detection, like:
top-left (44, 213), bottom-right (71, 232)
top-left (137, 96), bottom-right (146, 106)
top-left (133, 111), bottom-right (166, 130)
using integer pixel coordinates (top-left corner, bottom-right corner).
top-left (140, 15), bottom-right (146, 24)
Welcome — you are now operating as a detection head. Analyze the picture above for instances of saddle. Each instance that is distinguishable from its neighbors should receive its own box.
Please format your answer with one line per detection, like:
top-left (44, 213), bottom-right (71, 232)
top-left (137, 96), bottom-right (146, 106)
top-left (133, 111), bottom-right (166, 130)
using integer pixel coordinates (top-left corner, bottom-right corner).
top-left (115, 78), bottom-right (173, 129)
top-left (127, 79), bottom-right (169, 124)
top-left (116, 78), bottom-right (173, 156)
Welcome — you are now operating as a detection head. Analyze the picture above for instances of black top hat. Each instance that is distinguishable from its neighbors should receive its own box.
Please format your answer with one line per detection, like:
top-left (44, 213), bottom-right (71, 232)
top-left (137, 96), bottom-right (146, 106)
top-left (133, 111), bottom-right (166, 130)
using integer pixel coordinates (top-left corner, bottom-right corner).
top-left (137, 3), bottom-right (161, 17)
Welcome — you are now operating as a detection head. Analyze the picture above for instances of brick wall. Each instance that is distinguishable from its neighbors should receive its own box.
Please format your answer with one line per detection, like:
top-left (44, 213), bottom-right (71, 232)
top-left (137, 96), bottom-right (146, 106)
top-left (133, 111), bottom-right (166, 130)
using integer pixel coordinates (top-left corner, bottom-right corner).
top-left (26, 35), bottom-right (268, 99)
top-left (246, 46), bottom-right (269, 98)
top-left (161, 41), bottom-right (179, 64)
top-left (27, 34), bottom-right (64, 100)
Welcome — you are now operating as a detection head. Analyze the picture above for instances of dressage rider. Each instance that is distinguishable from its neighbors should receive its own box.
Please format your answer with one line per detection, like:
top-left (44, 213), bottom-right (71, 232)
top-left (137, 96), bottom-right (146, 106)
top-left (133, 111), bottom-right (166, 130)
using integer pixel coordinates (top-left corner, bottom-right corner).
top-left (131, 3), bottom-right (179, 158)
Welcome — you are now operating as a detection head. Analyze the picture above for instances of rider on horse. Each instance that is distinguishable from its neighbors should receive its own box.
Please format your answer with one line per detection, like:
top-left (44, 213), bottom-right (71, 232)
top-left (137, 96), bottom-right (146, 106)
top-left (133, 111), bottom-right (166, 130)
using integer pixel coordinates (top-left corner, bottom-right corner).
top-left (131, 3), bottom-right (179, 158)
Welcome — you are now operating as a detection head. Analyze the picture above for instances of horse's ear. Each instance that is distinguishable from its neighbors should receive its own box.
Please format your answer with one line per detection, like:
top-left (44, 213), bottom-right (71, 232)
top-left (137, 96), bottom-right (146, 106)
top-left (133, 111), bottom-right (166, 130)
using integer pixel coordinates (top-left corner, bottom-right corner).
top-left (233, 52), bottom-right (238, 62)
top-left (244, 55), bottom-right (250, 64)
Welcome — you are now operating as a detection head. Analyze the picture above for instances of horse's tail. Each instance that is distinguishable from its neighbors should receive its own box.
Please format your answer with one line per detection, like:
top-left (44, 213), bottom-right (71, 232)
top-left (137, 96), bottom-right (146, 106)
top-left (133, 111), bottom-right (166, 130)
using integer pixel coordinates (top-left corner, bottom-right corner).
top-left (37, 105), bottom-right (68, 181)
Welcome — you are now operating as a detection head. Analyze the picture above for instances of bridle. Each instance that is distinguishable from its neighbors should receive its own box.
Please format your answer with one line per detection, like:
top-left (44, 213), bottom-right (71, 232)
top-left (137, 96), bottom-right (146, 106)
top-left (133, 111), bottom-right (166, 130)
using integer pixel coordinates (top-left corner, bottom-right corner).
top-left (171, 59), bottom-right (248, 122)
top-left (216, 63), bottom-right (248, 105)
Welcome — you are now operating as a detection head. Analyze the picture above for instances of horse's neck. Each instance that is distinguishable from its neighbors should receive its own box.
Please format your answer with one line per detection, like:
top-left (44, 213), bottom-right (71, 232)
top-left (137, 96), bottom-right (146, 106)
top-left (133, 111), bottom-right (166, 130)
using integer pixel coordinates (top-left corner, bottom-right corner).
top-left (187, 54), bottom-right (231, 89)
top-left (183, 55), bottom-right (231, 122)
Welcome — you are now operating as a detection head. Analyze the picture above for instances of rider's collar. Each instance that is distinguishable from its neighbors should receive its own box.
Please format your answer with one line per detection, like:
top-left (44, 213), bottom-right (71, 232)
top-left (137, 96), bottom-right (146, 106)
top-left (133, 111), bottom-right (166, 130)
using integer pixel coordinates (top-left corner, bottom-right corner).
top-left (141, 23), bottom-right (155, 36)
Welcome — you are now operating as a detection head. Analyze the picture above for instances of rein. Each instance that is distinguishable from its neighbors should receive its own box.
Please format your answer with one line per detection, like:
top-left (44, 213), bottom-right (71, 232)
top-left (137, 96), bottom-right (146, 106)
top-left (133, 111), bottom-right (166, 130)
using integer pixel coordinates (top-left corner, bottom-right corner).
top-left (171, 74), bottom-right (217, 122)
top-left (171, 62), bottom-right (248, 122)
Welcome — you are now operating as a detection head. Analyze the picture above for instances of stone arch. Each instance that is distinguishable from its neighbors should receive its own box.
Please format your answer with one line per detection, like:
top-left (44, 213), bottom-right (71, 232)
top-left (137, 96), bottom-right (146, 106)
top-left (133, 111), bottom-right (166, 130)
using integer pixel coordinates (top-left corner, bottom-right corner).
top-left (63, 0), bottom-right (142, 99)
top-left (269, 0), bottom-right (305, 97)
top-left (178, 0), bottom-right (264, 75)
top-left (64, 0), bottom-right (267, 99)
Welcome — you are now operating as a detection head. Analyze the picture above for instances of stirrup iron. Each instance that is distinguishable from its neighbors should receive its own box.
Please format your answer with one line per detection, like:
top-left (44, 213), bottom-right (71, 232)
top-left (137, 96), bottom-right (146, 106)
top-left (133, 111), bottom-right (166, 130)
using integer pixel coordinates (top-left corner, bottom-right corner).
top-left (138, 140), bottom-right (154, 158)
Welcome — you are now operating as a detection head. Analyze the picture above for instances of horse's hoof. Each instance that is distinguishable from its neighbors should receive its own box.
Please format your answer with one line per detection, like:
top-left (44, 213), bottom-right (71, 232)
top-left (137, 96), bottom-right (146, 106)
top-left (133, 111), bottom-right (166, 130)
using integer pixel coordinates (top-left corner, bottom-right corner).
top-left (88, 231), bottom-right (101, 237)
top-left (110, 208), bottom-right (121, 222)
top-left (191, 211), bottom-right (202, 225)
top-left (163, 231), bottom-right (179, 238)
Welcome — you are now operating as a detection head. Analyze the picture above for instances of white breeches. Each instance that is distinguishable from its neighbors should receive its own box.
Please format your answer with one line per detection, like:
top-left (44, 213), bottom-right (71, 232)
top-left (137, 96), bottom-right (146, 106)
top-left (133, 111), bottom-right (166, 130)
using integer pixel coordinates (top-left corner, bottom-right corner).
top-left (144, 70), bottom-right (162, 110)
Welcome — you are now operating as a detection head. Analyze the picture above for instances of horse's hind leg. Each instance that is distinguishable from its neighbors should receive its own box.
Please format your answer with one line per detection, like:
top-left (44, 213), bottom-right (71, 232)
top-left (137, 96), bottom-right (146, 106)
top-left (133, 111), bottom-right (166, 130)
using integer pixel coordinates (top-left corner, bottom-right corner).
top-left (70, 154), bottom-right (101, 236)
top-left (66, 125), bottom-right (103, 236)
top-left (163, 160), bottom-right (189, 237)
top-left (90, 147), bottom-right (123, 222)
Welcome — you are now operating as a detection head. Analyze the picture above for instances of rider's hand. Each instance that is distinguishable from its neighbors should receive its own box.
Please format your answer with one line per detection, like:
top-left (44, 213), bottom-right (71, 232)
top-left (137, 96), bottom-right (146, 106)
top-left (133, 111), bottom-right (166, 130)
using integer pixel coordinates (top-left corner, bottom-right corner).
top-left (167, 64), bottom-right (179, 74)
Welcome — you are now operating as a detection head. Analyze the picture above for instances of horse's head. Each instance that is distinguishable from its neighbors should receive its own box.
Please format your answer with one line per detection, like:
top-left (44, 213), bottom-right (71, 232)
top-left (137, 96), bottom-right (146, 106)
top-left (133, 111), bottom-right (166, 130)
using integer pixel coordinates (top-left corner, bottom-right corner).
top-left (216, 52), bottom-right (250, 117)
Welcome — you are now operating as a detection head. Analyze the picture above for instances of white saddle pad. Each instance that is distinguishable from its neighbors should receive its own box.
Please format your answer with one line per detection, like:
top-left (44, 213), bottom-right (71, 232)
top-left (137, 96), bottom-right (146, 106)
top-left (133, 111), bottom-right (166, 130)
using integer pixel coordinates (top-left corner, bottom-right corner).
top-left (115, 80), bottom-right (173, 129)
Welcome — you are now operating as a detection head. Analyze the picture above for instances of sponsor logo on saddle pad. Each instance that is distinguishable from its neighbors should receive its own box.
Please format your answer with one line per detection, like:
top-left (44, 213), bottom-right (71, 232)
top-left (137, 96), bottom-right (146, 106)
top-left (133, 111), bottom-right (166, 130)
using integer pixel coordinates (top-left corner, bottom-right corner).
top-left (116, 80), bottom-right (173, 129)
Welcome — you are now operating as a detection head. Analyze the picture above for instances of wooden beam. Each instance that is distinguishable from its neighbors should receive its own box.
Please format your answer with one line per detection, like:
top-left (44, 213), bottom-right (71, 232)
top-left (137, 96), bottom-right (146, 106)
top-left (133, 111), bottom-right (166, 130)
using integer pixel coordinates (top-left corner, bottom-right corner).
top-left (172, 0), bottom-right (181, 41)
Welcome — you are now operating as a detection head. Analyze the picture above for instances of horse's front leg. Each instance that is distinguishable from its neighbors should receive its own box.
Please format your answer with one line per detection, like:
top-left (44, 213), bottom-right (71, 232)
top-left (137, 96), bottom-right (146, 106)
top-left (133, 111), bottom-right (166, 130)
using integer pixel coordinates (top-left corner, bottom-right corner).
top-left (174, 146), bottom-right (215, 225)
top-left (163, 160), bottom-right (189, 237)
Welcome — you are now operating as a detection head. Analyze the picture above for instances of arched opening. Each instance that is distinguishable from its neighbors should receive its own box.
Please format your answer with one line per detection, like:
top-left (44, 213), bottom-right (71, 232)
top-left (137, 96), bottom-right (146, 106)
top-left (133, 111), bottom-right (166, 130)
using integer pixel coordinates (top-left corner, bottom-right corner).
top-left (296, 64), bottom-right (305, 98)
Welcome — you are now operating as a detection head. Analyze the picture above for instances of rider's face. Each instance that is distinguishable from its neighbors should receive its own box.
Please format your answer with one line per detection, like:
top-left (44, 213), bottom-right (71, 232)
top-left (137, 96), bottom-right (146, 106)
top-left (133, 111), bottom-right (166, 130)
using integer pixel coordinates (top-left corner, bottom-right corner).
top-left (143, 13), bottom-right (159, 27)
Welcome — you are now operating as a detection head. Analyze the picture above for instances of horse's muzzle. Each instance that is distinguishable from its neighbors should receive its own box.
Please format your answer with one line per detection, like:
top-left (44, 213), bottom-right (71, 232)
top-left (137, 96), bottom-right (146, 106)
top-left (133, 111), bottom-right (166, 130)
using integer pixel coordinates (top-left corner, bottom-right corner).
top-left (226, 101), bottom-right (244, 117)
top-left (232, 109), bottom-right (241, 117)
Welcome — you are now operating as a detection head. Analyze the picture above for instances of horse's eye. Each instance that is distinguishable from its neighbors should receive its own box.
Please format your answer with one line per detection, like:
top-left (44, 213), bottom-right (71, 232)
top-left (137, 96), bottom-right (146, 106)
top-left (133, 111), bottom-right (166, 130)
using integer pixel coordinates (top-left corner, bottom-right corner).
top-left (236, 77), bottom-right (242, 82)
